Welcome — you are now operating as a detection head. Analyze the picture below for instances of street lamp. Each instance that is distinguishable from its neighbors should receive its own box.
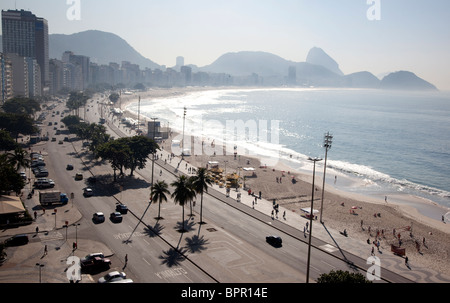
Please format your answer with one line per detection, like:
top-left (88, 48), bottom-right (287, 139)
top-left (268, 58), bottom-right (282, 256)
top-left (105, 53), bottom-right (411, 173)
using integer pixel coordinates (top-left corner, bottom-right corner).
top-left (306, 156), bottom-right (322, 283)
top-left (36, 263), bottom-right (44, 283)
top-left (182, 106), bottom-right (186, 159)
top-left (320, 132), bottom-right (333, 223)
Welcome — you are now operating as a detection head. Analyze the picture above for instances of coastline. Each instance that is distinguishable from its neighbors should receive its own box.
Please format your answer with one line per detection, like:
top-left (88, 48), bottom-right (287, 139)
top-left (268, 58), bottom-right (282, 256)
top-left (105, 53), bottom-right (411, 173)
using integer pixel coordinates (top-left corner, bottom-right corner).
top-left (118, 87), bottom-right (450, 277)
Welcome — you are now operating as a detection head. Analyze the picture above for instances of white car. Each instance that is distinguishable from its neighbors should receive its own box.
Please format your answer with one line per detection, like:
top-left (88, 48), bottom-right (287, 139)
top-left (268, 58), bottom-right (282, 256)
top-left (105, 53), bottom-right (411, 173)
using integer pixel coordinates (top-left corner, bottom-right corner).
top-left (83, 188), bottom-right (93, 197)
top-left (98, 271), bottom-right (127, 283)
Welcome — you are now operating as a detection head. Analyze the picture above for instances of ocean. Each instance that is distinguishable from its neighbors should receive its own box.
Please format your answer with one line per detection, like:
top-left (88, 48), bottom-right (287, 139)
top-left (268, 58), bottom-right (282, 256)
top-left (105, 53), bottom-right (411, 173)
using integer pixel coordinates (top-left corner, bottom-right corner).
top-left (128, 88), bottom-right (450, 219)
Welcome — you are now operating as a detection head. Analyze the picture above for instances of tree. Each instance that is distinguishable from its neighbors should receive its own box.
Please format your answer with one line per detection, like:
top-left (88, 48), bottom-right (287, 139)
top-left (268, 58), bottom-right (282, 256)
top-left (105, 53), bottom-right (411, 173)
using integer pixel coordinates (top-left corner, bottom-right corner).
top-left (7, 148), bottom-right (30, 171)
top-left (109, 93), bottom-right (120, 103)
top-left (316, 270), bottom-right (372, 283)
top-left (191, 167), bottom-right (213, 224)
top-left (0, 154), bottom-right (25, 194)
top-left (151, 180), bottom-right (170, 220)
top-left (2, 97), bottom-right (40, 117)
top-left (0, 130), bottom-right (19, 151)
top-left (66, 91), bottom-right (89, 116)
top-left (125, 136), bottom-right (159, 176)
top-left (0, 113), bottom-right (38, 141)
top-left (171, 175), bottom-right (195, 233)
top-left (96, 139), bottom-right (130, 181)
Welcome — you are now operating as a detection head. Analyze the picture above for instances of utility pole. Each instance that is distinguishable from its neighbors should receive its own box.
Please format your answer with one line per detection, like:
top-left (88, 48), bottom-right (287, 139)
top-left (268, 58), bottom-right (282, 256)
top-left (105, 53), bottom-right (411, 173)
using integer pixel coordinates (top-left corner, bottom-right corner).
top-left (182, 106), bottom-right (186, 160)
top-left (320, 132), bottom-right (333, 223)
top-left (306, 157), bottom-right (322, 283)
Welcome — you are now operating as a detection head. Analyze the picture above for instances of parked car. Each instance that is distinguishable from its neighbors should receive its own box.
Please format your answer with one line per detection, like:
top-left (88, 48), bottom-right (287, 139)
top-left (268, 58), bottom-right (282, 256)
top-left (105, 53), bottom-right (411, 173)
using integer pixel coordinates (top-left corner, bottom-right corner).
top-left (98, 271), bottom-right (127, 283)
top-left (75, 173), bottom-right (83, 180)
top-left (266, 235), bottom-right (282, 247)
top-left (34, 178), bottom-right (55, 189)
top-left (110, 212), bottom-right (123, 223)
top-left (66, 164), bottom-right (74, 170)
top-left (115, 204), bottom-right (128, 214)
top-left (92, 212), bottom-right (105, 223)
top-left (80, 253), bottom-right (111, 270)
top-left (4, 234), bottom-right (29, 246)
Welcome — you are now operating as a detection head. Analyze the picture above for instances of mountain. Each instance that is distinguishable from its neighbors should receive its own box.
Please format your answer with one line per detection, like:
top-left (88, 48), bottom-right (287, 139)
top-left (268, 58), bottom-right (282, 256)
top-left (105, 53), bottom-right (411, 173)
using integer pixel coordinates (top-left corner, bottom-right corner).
top-left (380, 71), bottom-right (438, 91)
top-left (342, 71), bottom-right (380, 88)
top-left (200, 51), bottom-right (341, 86)
top-left (49, 30), bottom-right (160, 69)
top-left (200, 51), bottom-right (293, 76)
top-left (306, 47), bottom-right (344, 76)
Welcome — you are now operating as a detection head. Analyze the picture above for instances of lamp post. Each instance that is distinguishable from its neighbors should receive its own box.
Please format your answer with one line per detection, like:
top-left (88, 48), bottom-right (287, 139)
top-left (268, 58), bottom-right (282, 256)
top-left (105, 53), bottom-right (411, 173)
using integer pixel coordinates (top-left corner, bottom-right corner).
top-left (182, 106), bottom-right (186, 160)
top-left (36, 263), bottom-right (44, 283)
top-left (320, 132), bottom-right (333, 223)
top-left (306, 157), bottom-right (322, 283)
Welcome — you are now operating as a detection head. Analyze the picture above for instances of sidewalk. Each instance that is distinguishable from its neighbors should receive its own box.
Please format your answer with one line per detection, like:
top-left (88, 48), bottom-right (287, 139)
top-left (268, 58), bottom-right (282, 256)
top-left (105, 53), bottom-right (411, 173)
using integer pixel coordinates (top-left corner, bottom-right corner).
top-left (161, 149), bottom-right (450, 283)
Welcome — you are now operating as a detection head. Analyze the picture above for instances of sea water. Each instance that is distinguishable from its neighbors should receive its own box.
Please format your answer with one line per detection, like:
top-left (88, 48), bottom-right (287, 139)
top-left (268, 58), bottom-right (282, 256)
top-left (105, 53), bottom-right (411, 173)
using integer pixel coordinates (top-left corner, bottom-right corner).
top-left (128, 88), bottom-right (450, 219)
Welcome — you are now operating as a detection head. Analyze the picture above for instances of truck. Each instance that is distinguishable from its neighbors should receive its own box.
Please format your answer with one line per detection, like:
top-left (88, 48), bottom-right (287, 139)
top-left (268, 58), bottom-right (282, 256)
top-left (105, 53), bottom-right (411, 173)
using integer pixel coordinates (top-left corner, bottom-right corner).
top-left (39, 190), bottom-right (69, 206)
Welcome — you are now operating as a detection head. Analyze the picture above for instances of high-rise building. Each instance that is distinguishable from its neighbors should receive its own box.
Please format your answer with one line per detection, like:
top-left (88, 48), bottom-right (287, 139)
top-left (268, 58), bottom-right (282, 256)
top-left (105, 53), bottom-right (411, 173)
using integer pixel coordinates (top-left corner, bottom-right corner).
top-left (0, 53), bottom-right (14, 103)
top-left (1, 9), bottom-right (49, 94)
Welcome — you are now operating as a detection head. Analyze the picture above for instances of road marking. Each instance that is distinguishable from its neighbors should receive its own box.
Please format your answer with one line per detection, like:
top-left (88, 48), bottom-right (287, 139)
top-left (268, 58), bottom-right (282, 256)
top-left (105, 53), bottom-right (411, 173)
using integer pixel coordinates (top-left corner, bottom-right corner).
top-left (142, 258), bottom-right (151, 266)
top-left (320, 244), bottom-right (338, 253)
top-left (155, 267), bottom-right (188, 280)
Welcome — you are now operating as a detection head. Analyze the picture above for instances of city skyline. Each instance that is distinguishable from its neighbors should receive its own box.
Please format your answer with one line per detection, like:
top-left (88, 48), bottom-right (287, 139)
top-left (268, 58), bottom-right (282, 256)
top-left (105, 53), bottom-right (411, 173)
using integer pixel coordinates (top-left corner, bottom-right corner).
top-left (1, 1), bottom-right (449, 90)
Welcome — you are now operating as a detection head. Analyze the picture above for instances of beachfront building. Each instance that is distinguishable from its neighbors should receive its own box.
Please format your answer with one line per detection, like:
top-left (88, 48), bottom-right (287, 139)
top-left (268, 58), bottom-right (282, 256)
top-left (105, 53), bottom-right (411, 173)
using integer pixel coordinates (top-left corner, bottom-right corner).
top-left (0, 53), bottom-right (14, 103)
top-left (1, 9), bottom-right (49, 94)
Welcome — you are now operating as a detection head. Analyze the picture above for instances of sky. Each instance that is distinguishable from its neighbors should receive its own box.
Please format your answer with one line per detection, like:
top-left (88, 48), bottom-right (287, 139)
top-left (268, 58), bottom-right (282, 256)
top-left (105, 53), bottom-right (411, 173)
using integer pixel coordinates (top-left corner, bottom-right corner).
top-left (1, 0), bottom-right (450, 90)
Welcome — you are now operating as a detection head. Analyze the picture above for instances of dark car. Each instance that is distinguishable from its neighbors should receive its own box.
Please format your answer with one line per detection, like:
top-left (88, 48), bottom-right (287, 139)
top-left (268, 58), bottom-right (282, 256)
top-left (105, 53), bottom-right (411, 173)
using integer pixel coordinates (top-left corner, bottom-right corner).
top-left (110, 212), bottom-right (123, 223)
top-left (115, 204), bottom-right (128, 214)
top-left (66, 164), bottom-right (74, 170)
top-left (266, 235), bottom-right (282, 247)
top-left (4, 234), bottom-right (29, 246)
top-left (80, 253), bottom-right (111, 270)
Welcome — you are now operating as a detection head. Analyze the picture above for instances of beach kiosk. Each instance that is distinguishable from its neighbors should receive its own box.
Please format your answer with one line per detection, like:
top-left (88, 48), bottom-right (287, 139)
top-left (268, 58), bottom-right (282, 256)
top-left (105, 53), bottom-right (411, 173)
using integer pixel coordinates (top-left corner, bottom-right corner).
top-left (300, 207), bottom-right (319, 220)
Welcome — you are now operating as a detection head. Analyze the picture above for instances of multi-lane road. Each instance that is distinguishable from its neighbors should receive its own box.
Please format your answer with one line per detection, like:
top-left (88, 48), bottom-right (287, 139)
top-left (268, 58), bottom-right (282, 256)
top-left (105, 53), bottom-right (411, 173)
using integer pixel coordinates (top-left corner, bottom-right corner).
top-left (36, 97), bottom-right (411, 284)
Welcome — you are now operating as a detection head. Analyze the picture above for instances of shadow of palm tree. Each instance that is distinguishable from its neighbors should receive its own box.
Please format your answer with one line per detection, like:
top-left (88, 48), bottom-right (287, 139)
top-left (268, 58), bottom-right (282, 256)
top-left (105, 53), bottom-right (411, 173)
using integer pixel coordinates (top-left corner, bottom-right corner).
top-left (143, 223), bottom-right (165, 238)
top-left (159, 247), bottom-right (187, 267)
top-left (184, 234), bottom-right (209, 253)
top-left (175, 219), bottom-right (196, 233)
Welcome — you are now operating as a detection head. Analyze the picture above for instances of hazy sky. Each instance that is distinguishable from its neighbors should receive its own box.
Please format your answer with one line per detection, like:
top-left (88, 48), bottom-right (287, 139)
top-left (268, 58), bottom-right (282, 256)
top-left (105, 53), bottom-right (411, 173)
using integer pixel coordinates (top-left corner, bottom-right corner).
top-left (2, 0), bottom-right (450, 90)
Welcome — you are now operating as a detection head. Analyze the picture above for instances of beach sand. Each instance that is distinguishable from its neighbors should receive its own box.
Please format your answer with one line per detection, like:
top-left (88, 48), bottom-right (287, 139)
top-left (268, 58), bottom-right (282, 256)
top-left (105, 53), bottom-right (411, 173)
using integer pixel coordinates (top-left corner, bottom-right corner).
top-left (118, 87), bottom-right (450, 277)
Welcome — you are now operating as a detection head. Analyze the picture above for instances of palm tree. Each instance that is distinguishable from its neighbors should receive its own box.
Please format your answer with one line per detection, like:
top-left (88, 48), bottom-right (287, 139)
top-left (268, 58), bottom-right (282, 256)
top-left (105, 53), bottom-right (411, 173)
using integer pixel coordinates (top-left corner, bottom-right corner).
top-left (7, 148), bottom-right (30, 171)
top-left (171, 175), bottom-right (195, 232)
top-left (191, 167), bottom-right (213, 224)
top-left (151, 180), bottom-right (170, 220)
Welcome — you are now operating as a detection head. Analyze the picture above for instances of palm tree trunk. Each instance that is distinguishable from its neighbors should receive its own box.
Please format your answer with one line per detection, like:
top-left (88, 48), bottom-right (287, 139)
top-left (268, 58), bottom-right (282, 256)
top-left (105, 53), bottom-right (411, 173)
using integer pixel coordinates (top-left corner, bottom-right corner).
top-left (200, 193), bottom-right (204, 224)
top-left (181, 204), bottom-right (185, 232)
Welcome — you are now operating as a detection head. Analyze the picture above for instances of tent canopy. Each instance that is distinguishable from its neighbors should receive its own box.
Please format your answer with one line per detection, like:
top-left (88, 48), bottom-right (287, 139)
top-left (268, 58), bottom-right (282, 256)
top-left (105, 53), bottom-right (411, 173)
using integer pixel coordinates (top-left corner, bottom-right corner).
top-left (0, 196), bottom-right (26, 215)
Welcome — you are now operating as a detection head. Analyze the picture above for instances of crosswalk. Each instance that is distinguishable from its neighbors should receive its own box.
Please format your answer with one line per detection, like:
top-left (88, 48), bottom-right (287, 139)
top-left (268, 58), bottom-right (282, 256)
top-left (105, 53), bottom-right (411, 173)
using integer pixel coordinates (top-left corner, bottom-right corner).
top-left (38, 231), bottom-right (64, 242)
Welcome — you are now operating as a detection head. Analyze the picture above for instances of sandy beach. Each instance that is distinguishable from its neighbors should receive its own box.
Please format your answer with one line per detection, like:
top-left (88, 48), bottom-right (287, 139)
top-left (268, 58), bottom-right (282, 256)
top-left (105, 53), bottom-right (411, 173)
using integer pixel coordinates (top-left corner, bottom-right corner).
top-left (118, 87), bottom-right (450, 277)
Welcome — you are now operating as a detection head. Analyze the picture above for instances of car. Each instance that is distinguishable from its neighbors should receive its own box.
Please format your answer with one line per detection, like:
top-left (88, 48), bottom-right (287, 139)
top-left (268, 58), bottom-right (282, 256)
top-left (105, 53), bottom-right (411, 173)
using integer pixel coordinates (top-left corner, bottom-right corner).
top-left (266, 235), bottom-right (282, 247)
top-left (75, 173), bottom-right (83, 180)
top-left (98, 271), bottom-right (127, 283)
top-left (19, 171), bottom-right (27, 180)
top-left (51, 137), bottom-right (56, 142)
top-left (66, 164), bottom-right (74, 170)
top-left (110, 212), bottom-right (123, 223)
top-left (63, 137), bottom-right (69, 142)
top-left (58, 140), bottom-right (63, 144)
top-left (80, 253), bottom-right (111, 270)
top-left (4, 234), bottom-right (29, 246)
top-left (92, 212), bottom-right (105, 223)
top-left (115, 204), bottom-right (128, 214)
top-left (83, 188), bottom-right (93, 197)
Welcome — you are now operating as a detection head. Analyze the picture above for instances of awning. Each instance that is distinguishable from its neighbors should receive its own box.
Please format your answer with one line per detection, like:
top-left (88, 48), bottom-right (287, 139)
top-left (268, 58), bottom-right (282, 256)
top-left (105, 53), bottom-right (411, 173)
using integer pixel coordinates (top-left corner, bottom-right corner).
top-left (300, 207), bottom-right (319, 215)
top-left (0, 195), bottom-right (26, 215)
